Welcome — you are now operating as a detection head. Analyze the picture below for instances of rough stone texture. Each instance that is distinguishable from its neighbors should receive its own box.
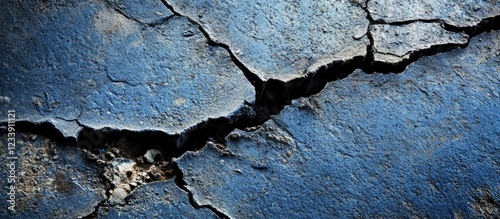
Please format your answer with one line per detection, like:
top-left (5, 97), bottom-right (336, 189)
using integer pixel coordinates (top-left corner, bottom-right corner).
top-left (167, 0), bottom-right (370, 81)
top-left (0, 133), bottom-right (106, 218)
top-left (371, 22), bottom-right (469, 63)
top-left (108, 0), bottom-right (174, 24)
top-left (368, 0), bottom-right (500, 27)
top-left (0, 0), bottom-right (254, 138)
top-left (176, 30), bottom-right (500, 218)
top-left (98, 181), bottom-right (217, 218)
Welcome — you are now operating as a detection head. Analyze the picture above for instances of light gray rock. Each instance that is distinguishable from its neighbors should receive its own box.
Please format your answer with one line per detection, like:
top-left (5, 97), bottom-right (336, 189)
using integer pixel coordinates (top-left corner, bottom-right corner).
top-left (143, 149), bottom-right (162, 163)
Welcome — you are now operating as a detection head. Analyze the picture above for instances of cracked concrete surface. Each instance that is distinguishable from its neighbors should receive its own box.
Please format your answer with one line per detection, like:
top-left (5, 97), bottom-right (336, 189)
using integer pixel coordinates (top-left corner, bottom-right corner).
top-left (176, 31), bottom-right (500, 218)
top-left (98, 181), bottom-right (217, 218)
top-left (0, 0), bottom-right (499, 218)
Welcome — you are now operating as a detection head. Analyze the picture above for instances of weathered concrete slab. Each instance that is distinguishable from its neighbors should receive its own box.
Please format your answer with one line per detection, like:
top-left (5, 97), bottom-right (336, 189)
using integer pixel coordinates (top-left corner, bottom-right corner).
top-left (368, 0), bottom-right (500, 27)
top-left (371, 22), bottom-right (469, 63)
top-left (0, 0), bottom-right (254, 138)
top-left (176, 30), bottom-right (500, 218)
top-left (98, 181), bottom-right (217, 218)
top-left (0, 133), bottom-right (106, 218)
top-left (167, 0), bottom-right (370, 81)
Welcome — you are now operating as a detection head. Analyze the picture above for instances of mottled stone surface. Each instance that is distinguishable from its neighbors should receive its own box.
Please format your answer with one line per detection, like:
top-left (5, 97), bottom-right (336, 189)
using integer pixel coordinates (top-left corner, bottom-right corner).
top-left (167, 0), bottom-right (370, 81)
top-left (98, 181), bottom-right (217, 218)
top-left (176, 30), bottom-right (500, 218)
top-left (371, 22), bottom-right (469, 63)
top-left (0, 0), bottom-right (254, 138)
top-left (368, 0), bottom-right (500, 27)
top-left (0, 133), bottom-right (106, 218)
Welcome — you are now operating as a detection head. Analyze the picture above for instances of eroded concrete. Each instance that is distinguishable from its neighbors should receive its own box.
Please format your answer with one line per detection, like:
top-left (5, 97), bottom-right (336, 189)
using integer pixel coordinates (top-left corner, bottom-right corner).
top-left (98, 181), bottom-right (217, 218)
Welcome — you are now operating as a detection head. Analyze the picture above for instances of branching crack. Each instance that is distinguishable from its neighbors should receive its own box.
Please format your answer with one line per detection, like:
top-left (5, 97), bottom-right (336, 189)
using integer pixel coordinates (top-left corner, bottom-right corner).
top-left (160, 0), bottom-right (263, 90)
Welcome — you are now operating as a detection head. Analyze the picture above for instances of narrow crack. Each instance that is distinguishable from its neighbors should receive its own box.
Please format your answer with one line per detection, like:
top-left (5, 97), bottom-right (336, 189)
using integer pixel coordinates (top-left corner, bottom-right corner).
top-left (172, 164), bottom-right (231, 218)
top-left (106, 1), bottom-right (175, 27)
top-left (160, 0), bottom-right (263, 90)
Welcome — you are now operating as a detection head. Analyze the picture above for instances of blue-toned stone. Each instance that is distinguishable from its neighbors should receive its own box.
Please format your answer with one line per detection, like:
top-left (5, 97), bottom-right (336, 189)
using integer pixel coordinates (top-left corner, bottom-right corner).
top-left (371, 22), bottom-right (469, 63)
top-left (368, 0), bottom-right (500, 27)
top-left (108, 0), bottom-right (174, 24)
top-left (0, 0), bottom-right (254, 138)
top-left (98, 180), bottom-right (217, 218)
top-left (167, 0), bottom-right (370, 81)
top-left (176, 30), bottom-right (500, 218)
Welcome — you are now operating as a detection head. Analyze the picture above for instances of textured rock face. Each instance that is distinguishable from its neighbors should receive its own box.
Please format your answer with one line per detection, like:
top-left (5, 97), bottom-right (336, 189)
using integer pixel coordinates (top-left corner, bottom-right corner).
top-left (368, 0), bottom-right (500, 27)
top-left (0, 133), bottom-right (107, 218)
top-left (0, 0), bottom-right (254, 137)
top-left (371, 22), bottom-right (469, 63)
top-left (175, 31), bottom-right (500, 218)
top-left (98, 181), bottom-right (216, 218)
top-left (167, 0), bottom-right (370, 81)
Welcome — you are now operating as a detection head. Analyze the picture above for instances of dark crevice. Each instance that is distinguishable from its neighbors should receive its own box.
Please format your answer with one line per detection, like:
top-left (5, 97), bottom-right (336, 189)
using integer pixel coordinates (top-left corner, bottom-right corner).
top-left (76, 125), bottom-right (177, 157)
top-left (0, 121), bottom-right (76, 145)
top-left (172, 164), bottom-right (231, 219)
top-left (443, 15), bottom-right (500, 37)
top-left (363, 42), bottom-right (468, 73)
top-left (372, 18), bottom-right (446, 26)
